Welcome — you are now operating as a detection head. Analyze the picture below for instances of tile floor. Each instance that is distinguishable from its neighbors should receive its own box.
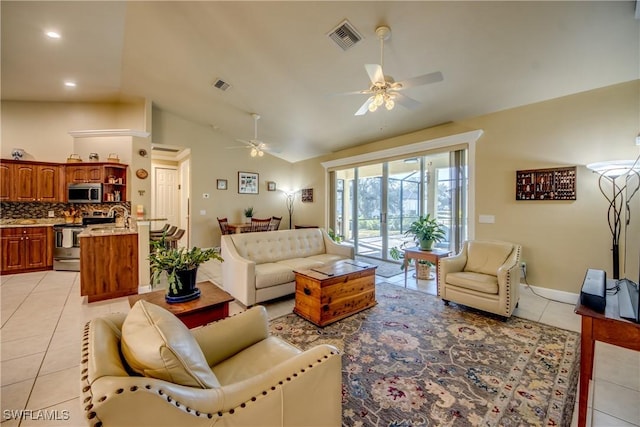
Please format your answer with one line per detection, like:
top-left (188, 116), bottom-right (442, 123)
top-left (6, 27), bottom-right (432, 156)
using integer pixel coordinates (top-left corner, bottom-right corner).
top-left (1, 270), bottom-right (639, 427)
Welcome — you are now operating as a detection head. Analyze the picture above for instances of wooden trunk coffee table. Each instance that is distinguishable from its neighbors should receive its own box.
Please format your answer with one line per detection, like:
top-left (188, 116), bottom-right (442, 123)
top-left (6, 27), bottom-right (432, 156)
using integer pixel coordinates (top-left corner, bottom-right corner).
top-left (293, 260), bottom-right (376, 327)
top-left (128, 281), bottom-right (234, 329)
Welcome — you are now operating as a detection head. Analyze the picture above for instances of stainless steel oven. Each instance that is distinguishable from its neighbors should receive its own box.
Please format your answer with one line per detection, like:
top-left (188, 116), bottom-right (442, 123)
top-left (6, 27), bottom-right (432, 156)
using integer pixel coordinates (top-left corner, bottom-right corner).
top-left (52, 224), bottom-right (84, 271)
top-left (52, 216), bottom-right (116, 271)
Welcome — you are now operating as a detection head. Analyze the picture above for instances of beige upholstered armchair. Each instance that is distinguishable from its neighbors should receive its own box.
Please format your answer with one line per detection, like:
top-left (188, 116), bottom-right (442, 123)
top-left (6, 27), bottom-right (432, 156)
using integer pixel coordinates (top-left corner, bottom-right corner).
top-left (81, 303), bottom-right (341, 427)
top-left (438, 240), bottom-right (522, 318)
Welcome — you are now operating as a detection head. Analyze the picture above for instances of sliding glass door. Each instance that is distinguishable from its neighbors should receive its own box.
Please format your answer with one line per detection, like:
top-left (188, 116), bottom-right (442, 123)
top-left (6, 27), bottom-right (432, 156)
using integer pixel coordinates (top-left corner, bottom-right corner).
top-left (331, 148), bottom-right (468, 261)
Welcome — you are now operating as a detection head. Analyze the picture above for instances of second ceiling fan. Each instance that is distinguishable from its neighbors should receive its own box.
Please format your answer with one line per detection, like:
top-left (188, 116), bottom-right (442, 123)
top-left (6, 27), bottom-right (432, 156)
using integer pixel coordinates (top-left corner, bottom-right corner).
top-left (347, 25), bottom-right (444, 116)
top-left (232, 113), bottom-right (279, 157)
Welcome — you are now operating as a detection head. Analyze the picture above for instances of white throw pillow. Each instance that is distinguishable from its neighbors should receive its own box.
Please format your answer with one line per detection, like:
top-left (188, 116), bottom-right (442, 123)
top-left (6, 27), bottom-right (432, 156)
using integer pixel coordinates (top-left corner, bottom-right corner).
top-left (121, 300), bottom-right (220, 388)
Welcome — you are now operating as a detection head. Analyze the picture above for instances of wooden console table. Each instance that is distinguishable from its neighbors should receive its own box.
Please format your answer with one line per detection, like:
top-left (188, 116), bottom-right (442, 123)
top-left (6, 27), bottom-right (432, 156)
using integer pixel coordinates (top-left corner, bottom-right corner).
top-left (129, 281), bottom-right (234, 329)
top-left (574, 284), bottom-right (640, 427)
top-left (403, 247), bottom-right (451, 287)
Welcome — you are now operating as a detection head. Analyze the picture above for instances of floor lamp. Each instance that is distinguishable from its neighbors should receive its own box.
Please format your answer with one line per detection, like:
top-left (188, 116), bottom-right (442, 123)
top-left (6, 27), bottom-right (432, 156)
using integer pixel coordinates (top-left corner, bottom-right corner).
top-left (587, 159), bottom-right (640, 279)
top-left (284, 191), bottom-right (295, 229)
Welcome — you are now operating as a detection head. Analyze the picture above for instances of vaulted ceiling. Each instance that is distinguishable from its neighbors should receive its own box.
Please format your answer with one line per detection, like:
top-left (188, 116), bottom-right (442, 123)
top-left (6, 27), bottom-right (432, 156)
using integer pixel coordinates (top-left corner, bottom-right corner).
top-left (2, 1), bottom-right (639, 162)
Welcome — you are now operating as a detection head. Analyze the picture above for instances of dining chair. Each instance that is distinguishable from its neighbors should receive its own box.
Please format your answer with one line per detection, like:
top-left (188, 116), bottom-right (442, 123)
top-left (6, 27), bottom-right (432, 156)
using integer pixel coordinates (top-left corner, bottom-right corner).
top-left (217, 217), bottom-right (231, 235)
top-left (268, 216), bottom-right (282, 231)
top-left (250, 217), bottom-right (272, 232)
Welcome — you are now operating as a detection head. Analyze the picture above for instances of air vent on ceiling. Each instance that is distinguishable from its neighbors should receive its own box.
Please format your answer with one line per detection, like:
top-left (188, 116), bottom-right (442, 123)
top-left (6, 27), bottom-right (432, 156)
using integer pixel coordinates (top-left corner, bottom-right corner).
top-left (152, 146), bottom-right (180, 153)
top-left (327, 19), bottom-right (362, 51)
top-left (212, 78), bottom-right (231, 91)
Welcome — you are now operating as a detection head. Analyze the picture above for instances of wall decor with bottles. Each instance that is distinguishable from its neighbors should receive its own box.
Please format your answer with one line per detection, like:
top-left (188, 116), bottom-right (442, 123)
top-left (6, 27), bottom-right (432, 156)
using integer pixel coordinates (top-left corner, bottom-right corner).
top-left (516, 166), bottom-right (576, 201)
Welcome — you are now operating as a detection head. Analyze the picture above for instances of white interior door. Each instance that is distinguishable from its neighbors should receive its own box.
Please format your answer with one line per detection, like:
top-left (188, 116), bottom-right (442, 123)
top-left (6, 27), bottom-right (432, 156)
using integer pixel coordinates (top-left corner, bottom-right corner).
top-left (153, 167), bottom-right (179, 234)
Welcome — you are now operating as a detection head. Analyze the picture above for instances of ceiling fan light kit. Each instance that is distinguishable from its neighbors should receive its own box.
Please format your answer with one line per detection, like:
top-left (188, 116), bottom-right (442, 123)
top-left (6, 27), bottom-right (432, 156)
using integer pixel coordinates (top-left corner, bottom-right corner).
top-left (229, 113), bottom-right (277, 158)
top-left (346, 25), bottom-right (443, 116)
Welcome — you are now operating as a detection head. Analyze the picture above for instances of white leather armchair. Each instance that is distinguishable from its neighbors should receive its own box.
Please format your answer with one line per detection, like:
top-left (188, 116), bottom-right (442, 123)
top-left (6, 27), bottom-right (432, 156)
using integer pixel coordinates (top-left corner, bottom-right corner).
top-left (81, 303), bottom-right (342, 427)
top-left (438, 240), bottom-right (522, 318)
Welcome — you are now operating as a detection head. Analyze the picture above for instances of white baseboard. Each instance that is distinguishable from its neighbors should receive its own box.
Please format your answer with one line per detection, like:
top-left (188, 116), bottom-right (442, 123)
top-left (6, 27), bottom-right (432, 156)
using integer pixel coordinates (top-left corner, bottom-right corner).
top-left (519, 282), bottom-right (579, 304)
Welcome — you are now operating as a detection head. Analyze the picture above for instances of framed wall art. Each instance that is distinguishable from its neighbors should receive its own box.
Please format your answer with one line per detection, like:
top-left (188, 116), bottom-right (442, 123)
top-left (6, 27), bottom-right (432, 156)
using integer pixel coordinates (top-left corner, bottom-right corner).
top-left (216, 179), bottom-right (227, 190)
top-left (301, 188), bottom-right (313, 203)
top-left (238, 172), bottom-right (259, 194)
top-left (267, 181), bottom-right (276, 191)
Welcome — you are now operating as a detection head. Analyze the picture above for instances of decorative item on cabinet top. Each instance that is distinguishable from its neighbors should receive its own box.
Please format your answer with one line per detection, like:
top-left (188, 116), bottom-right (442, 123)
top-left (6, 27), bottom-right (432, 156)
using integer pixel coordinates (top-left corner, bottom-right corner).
top-left (516, 166), bottom-right (576, 201)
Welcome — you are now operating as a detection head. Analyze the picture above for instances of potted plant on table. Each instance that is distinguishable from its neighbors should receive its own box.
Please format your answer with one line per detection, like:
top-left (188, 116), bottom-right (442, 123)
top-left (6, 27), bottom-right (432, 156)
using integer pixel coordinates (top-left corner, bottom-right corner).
top-left (149, 236), bottom-right (223, 303)
top-left (389, 214), bottom-right (446, 279)
top-left (405, 213), bottom-right (446, 251)
top-left (243, 206), bottom-right (254, 224)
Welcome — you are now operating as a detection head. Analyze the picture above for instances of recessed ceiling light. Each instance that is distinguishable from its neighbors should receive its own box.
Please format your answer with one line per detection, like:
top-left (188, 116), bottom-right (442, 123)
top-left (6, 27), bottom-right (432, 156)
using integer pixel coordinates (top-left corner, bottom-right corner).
top-left (64, 81), bottom-right (76, 88)
top-left (45, 31), bottom-right (61, 39)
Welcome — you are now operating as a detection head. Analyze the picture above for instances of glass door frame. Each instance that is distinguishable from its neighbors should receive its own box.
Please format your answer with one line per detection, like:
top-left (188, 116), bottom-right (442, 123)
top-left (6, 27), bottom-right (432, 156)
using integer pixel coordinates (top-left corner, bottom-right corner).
top-left (323, 129), bottom-right (483, 253)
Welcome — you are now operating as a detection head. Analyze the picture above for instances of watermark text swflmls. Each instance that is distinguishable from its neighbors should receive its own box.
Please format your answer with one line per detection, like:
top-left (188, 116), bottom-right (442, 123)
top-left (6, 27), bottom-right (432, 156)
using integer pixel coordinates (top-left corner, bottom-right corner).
top-left (3, 409), bottom-right (71, 421)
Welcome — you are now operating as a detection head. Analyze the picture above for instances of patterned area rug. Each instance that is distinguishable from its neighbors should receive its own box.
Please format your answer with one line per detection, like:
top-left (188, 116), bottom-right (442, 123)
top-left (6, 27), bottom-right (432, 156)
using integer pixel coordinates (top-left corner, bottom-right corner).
top-left (269, 283), bottom-right (579, 426)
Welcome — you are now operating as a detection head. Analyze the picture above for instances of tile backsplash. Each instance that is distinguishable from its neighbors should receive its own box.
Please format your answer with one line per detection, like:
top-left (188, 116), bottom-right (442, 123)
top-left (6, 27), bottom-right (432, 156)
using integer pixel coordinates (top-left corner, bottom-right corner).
top-left (1, 202), bottom-right (131, 219)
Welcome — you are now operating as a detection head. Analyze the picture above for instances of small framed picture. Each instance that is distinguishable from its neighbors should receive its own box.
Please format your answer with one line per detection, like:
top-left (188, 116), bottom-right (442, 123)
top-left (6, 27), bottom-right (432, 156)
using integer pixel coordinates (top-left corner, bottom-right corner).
top-left (301, 188), bottom-right (313, 203)
top-left (216, 179), bottom-right (227, 190)
top-left (267, 181), bottom-right (276, 191)
top-left (238, 171), bottom-right (259, 194)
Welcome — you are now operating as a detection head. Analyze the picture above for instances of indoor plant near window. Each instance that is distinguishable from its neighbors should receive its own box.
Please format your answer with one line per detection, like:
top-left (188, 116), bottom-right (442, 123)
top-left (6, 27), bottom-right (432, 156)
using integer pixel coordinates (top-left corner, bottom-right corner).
top-left (243, 206), bottom-right (254, 224)
top-left (149, 236), bottom-right (223, 303)
top-left (405, 213), bottom-right (446, 251)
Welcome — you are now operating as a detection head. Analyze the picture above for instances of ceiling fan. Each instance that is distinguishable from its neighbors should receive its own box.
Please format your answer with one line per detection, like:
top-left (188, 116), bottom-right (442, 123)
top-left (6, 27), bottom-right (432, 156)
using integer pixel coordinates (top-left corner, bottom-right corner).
top-left (345, 25), bottom-right (444, 116)
top-left (230, 113), bottom-right (277, 157)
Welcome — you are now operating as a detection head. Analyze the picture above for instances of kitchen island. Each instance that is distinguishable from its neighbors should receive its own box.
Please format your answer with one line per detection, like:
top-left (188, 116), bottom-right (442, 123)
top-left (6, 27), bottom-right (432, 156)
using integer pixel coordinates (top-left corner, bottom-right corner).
top-left (79, 226), bottom-right (138, 302)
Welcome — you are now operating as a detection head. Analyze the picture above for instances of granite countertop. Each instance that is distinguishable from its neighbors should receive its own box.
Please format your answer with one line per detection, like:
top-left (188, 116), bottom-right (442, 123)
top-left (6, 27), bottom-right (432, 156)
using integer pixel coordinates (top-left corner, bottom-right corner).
top-left (79, 224), bottom-right (138, 237)
top-left (0, 218), bottom-right (67, 228)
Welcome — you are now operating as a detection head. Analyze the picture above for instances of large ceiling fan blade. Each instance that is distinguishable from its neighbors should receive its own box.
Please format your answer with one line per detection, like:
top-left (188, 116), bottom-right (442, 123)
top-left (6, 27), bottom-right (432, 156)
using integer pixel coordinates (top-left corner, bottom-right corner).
top-left (393, 92), bottom-right (421, 110)
top-left (330, 88), bottom-right (374, 97)
top-left (355, 97), bottom-right (374, 116)
top-left (394, 71), bottom-right (444, 90)
top-left (364, 64), bottom-right (384, 85)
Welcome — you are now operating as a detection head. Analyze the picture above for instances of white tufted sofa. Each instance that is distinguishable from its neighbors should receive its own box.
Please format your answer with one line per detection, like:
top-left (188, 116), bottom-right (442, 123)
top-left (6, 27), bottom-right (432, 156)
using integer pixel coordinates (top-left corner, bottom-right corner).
top-left (221, 228), bottom-right (354, 306)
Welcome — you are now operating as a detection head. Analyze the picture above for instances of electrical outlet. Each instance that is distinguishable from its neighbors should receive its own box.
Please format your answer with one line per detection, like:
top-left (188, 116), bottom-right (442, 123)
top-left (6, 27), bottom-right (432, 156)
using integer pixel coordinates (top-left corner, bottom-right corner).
top-left (47, 210), bottom-right (55, 218)
top-left (520, 261), bottom-right (527, 278)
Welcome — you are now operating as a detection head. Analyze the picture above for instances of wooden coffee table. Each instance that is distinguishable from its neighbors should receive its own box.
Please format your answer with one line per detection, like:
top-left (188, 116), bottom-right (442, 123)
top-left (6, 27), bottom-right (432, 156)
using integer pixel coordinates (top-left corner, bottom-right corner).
top-left (128, 281), bottom-right (234, 329)
top-left (293, 260), bottom-right (376, 327)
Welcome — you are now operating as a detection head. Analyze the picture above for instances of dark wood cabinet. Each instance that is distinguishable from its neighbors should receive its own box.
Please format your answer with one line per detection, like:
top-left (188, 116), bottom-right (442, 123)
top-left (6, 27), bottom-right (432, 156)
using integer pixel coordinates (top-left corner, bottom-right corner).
top-left (66, 163), bottom-right (128, 202)
top-left (0, 160), bottom-right (64, 202)
top-left (0, 159), bottom-right (126, 202)
top-left (0, 162), bottom-right (11, 201)
top-left (65, 164), bottom-right (103, 183)
top-left (80, 233), bottom-right (138, 302)
top-left (0, 226), bottom-right (52, 274)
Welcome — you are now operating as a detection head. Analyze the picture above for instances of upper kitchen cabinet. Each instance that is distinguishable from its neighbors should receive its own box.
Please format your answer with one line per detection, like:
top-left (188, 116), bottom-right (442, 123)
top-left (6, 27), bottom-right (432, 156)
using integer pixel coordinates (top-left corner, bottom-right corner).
top-left (65, 164), bottom-right (103, 183)
top-left (66, 162), bottom-right (128, 202)
top-left (0, 160), bottom-right (64, 202)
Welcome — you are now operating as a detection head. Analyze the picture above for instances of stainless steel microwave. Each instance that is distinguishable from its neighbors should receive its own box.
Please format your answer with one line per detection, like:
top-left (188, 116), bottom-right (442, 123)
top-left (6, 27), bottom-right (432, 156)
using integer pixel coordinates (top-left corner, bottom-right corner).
top-left (67, 183), bottom-right (102, 203)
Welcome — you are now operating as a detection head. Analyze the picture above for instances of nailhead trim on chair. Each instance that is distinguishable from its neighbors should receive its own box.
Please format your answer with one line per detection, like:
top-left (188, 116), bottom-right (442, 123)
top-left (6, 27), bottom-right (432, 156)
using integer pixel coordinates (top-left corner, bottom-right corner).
top-left (81, 318), bottom-right (339, 424)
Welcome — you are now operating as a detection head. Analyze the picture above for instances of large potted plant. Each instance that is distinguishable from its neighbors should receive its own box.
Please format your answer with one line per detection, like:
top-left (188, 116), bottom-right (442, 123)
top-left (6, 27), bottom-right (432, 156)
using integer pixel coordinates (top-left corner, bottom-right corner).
top-left (149, 236), bottom-right (223, 303)
top-left (405, 214), bottom-right (446, 251)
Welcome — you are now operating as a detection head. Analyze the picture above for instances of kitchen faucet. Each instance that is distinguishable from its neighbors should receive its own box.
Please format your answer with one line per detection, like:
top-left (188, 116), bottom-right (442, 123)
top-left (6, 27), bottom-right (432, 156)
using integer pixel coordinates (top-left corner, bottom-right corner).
top-left (107, 205), bottom-right (131, 229)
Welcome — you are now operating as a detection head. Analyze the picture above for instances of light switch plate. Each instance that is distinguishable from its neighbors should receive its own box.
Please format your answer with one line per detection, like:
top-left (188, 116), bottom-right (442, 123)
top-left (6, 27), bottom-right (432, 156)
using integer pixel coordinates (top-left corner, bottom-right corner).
top-left (479, 214), bottom-right (495, 224)
top-left (47, 210), bottom-right (55, 218)
top-left (200, 210), bottom-right (206, 215)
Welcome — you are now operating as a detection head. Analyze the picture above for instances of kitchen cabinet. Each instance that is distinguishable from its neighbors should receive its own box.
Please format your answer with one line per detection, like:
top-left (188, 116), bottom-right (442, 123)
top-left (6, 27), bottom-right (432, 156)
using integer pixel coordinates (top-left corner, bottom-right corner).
top-left (66, 163), bottom-right (128, 202)
top-left (65, 164), bottom-right (103, 183)
top-left (0, 160), bottom-right (64, 202)
top-left (80, 232), bottom-right (138, 302)
top-left (0, 163), bottom-right (11, 201)
top-left (0, 226), bottom-right (53, 274)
